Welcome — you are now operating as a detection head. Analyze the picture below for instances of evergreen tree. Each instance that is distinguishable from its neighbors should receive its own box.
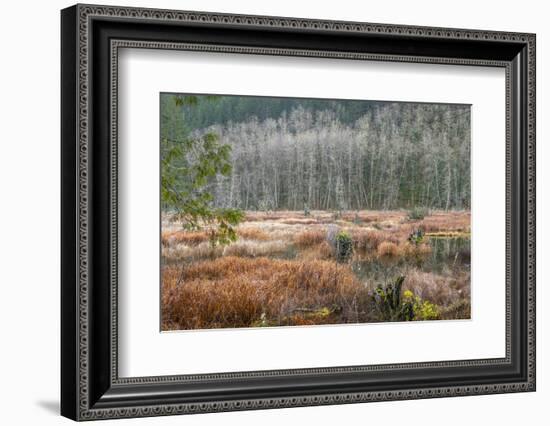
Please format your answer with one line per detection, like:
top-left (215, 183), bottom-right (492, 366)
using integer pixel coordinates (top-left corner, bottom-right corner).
top-left (161, 95), bottom-right (244, 245)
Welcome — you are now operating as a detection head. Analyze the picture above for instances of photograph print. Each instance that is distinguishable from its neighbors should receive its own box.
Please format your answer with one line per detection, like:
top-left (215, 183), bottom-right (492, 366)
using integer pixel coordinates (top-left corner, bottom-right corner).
top-left (160, 93), bottom-right (471, 331)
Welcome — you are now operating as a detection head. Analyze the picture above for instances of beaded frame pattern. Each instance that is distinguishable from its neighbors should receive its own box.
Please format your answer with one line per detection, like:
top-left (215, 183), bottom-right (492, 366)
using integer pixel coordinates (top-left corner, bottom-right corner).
top-left (74, 4), bottom-right (535, 420)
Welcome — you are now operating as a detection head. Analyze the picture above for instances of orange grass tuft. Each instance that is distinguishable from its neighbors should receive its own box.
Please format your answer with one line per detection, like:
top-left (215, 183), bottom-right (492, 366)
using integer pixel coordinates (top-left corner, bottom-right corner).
top-left (163, 230), bottom-right (210, 246)
top-left (237, 227), bottom-right (271, 241)
top-left (377, 241), bottom-right (399, 258)
top-left (352, 229), bottom-right (391, 251)
top-left (294, 229), bottom-right (326, 248)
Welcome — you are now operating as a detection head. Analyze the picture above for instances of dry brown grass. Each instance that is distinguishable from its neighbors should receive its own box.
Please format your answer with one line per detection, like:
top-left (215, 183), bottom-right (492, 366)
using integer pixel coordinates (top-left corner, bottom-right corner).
top-left (162, 256), bottom-right (370, 330)
top-left (398, 242), bottom-right (432, 259)
top-left (161, 231), bottom-right (172, 247)
top-left (281, 218), bottom-right (320, 225)
top-left (162, 242), bottom-right (225, 263)
top-left (377, 241), bottom-right (400, 258)
top-left (237, 227), bottom-right (271, 241)
top-left (163, 227), bottom-right (274, 249)
top-left (351, 229), bottom-right (396, 252)
top-left (223, 240), bottom-right (288, 257)
top-left (244, 211), bottom-right (305, 222)
top-left (425, 231), bottom-right (469, 238)
top-left (403, 268), bottom-right (470, 307)
top-left (162, 230), bottom-right (209, 247)
top-left (294, 229), bottom-right (326, 248)
top-left (341, 210), bottom-right (407, 224)
top-left (440, 299), bottom-right (471, 320)
top-left (419, 211), bottom-right (470, 233)
top-left (297, 241), bottom-right (334, 261)
top-left (163, 244), bottom-right (193, 262)
top-left (161, 210), bottom-right (471, 328)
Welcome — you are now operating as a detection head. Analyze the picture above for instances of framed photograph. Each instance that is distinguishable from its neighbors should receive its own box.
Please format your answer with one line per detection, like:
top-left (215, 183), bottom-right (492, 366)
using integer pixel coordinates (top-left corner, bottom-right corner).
top-left (61, 4), bottom-right (536, 421)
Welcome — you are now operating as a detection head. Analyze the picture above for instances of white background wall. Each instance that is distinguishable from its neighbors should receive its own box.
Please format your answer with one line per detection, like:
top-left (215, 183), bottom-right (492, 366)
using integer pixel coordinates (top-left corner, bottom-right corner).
top-left (0, 0), bottom-right (547, 424)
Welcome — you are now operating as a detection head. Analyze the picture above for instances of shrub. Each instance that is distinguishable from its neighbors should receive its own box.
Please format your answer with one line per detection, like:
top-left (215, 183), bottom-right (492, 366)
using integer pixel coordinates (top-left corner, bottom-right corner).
top-left (414, 299), bottom-right (440, 320)
top-left (373, 276), bottom-right (414, 321)
top-left (407, 228), bottom-right (425, 246)
top-left (373, 277), bottom-right (441, 322)
top-left (335, 231), bottom-right (353, 263)
top-left (408, 207), bottom-right (430, 220)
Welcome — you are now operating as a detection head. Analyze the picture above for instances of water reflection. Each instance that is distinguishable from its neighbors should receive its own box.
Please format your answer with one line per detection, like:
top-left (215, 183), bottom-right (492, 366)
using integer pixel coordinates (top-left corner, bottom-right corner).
top-left (350, 236), bottom-right (470, 283)
top-left (427, 236), bottom-right (470, 271)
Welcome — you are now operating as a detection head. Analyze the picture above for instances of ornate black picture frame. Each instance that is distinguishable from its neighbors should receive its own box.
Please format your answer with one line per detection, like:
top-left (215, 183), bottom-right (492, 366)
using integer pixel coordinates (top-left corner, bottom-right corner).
top-left (61, 4), bottom-right (536, 421)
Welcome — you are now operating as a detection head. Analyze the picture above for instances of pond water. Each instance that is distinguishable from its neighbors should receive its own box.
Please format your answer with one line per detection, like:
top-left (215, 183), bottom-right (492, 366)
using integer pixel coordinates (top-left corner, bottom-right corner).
top-left (428, 236), bottom-right (470, 270)
top-left (350, 236), bottom-right (471, 283)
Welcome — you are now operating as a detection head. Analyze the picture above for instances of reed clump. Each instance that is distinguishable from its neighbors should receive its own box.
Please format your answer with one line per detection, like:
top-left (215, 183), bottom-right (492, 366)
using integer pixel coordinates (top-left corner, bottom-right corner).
top-left (162, 256), bottom-right (370, 330)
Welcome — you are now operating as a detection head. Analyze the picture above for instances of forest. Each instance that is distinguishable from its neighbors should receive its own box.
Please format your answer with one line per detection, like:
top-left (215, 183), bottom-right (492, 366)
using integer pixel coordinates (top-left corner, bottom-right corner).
top-left (160, 94), bottom-right (471, 331)
top-left (164, 94), bottom-right (471, 211)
